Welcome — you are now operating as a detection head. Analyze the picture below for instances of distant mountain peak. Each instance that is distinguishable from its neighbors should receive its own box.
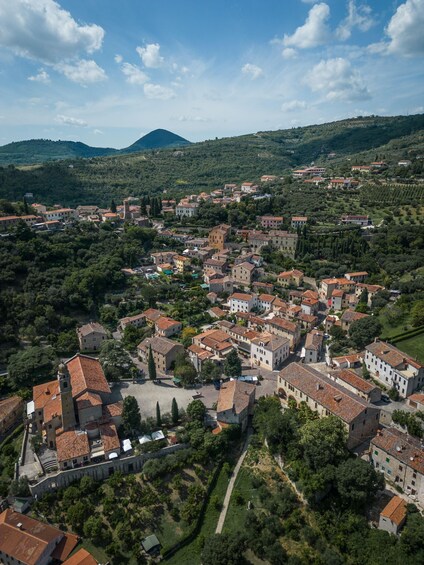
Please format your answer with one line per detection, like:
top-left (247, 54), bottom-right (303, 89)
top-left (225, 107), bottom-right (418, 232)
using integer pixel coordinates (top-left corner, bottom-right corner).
top-left (123, 129), bottom-right (191, 152)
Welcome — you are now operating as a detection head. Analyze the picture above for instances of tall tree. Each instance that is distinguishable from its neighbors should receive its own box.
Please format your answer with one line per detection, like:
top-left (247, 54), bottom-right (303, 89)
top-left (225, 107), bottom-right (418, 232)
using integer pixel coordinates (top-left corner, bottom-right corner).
top-left (171, 397), bottom-right (179, 424)
top-left (349, 317), bottom-right (382, 350)
top-left (110, 199), bottom-right (117, 213)
top-left (224, 349), bottom-right (242, 377)
top-left (156, 401), bottom-right (162, 427)
top-left (148, 345), bottom-right (157, 381)
top-left (122, 395), bottom-right (141, 435)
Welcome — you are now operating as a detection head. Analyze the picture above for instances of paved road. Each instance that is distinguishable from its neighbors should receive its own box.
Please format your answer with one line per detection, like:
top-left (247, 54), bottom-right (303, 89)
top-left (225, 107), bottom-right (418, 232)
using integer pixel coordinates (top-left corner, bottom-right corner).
top-left (215, 428), bottom-right (252, 534)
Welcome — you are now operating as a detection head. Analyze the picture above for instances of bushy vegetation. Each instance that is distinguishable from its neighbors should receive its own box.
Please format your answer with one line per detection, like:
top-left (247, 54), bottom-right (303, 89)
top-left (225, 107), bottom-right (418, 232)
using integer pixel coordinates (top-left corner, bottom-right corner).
top-left (1, 114), bottom-right (423, 205)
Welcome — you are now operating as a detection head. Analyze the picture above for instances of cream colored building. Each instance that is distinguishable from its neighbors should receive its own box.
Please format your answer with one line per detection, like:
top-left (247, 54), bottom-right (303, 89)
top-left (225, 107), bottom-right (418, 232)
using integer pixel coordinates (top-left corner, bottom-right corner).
top-left (277, 363), bottom-right (380, 449)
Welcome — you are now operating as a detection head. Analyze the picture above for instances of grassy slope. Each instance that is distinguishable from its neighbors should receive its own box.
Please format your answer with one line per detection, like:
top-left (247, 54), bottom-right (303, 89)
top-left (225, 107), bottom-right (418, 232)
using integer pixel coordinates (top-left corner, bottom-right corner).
top-left (393, 333), bottom-right (424, 363)
top-left (0, 114), bottom-right (423, 206)
top-left (165, 464), bottom-right (230, 565)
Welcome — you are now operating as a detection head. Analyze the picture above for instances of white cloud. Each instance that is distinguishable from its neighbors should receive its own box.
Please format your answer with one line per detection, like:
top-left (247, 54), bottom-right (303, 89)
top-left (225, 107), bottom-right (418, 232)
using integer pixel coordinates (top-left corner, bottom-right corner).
top-left (282, 48), bottom-right (297, 59)
top-left (121, 62), bottom-right (149, 85)
top-left (136, 43), bottom-right (164, 68)
top-left (385, 0), bottom-right (424, 56)
top-left (55, 59), bottom-right (107, 85)
top-left (283, 3), bottom-right (330, 49)
top-left (28, 69), bottom-right (50, 83)
top-left (177, 115), bottom-right (210, 122)
top-left (241, 63), bottom-right (263, 79)
top-left (114, 54), bottom-right (123, 63)
top-left (336, 1), bottom-right (374, 40)
top-left (93, 128), bottom-right (103, 135)
top-left (144, 83), bottom-right (175, 100)
top-left (281, 100), bottom-right (307, 112)
top-left (56, 114), bottom-right (87, 126)
top-left (307, 57), bottom-right (370, 101)
top-left (0, 0), bottom-right (104, 64)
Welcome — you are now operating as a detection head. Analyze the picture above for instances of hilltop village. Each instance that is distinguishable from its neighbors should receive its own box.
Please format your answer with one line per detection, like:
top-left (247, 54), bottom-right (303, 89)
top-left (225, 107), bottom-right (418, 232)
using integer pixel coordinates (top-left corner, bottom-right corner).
top-left (0, 157), bottom-right (424, 565)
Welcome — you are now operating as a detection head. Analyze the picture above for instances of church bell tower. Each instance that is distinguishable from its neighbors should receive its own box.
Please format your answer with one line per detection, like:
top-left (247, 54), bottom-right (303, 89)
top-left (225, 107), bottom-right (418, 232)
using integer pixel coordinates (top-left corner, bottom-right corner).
top-left (58, 363), bottom-right (76, 430)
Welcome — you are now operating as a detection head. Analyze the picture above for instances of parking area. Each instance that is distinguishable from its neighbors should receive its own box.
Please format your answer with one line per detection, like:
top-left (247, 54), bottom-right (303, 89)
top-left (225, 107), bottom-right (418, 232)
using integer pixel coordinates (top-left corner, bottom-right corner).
top-left (109, 371), bottom-right (278, 420)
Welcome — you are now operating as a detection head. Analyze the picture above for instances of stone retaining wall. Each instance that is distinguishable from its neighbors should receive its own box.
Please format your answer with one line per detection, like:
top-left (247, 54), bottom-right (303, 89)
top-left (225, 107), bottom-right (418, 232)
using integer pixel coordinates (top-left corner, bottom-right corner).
top-left (29, 443), bottom-right (188, 496)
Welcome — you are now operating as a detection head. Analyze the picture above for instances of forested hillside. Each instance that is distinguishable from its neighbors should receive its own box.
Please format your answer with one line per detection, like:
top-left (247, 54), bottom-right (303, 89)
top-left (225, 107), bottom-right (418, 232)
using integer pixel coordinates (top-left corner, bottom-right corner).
top-left (0, 114), bottom-right (423, 206)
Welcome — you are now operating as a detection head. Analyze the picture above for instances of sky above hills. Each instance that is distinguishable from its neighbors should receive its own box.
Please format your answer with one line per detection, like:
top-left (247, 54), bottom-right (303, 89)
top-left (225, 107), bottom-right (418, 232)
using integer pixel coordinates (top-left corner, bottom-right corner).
top-left (0, 0), bottom-right (423, 148)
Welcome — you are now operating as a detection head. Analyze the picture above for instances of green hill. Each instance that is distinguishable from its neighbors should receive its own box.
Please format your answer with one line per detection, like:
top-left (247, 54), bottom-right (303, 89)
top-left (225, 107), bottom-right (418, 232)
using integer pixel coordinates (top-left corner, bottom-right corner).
top-left (0, 114), bottom-right (423, 206)
top-left (0, 129), bottom-right (190, 166)
top-left (0, 139), bottom-right (118, 164)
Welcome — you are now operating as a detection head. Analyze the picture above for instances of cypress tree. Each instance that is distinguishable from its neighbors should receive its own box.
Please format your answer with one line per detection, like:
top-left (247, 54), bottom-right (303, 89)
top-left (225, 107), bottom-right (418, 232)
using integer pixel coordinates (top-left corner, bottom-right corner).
top-left (148, 345), bottom-right (157, 381)
top-left (110, 199), bottom-right (117, 213)
top-left (171, 397), bottom-right (179, 425)
top-left (156, 401), bottom-right (162, 427)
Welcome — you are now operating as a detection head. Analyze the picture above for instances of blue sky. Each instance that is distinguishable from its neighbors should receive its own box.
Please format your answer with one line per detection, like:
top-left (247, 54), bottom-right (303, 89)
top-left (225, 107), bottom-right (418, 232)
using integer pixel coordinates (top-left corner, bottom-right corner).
top-left (0, 0), bottom-right (423, 148)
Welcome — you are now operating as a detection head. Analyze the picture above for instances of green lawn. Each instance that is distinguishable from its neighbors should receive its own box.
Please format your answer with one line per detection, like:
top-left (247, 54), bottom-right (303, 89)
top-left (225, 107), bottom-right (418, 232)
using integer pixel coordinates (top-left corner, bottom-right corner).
top-left (222, 467), bottom-right (260, 536)
top-left (79, 540), bottom-right (110, 564)
top-left (165, 464), bottom-right (230, 565)
top-left (394, 333), bottom-right (424, 363)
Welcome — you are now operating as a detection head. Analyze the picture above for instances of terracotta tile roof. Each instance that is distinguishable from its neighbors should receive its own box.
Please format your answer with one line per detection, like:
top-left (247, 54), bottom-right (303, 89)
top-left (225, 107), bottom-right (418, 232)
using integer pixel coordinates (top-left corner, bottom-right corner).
top-left (367, 340), bottom-right (423, 370)
top-left (209, 306), bottom-right (226, 318)
top-left (356, 283), bottom-right (384, 293)
top-left (138, 336), bottom-right (184, 356)
top-left (63, 548), bottom-right (98, 565)
top-left (380, 496), bottom-right (407, 526)
top-left (258, 294), bottom-right (276, 302)
top-left (43, 394), bottom-right (63, 423)
top-left (267, 317), bottom-right (297, 334)
top-left (299, 313), bottom-right (318, 324)
top-left (100, 422), bottom-right (120, 453)
top-left (102, 400), bottom-right (123, 419)
top-left (230, 292), bottom-right (254, 301)
top-left (155, 316), bottom-right (181, 331)
top-left (371, 427), bottom-right (424, 475)
top-left (0, 509), bottom-right (76, 565)
top-left (305, 330), bottom-right (324, 351)
top-left (142, 308), bottom-right (163, 322)
top-left (51, 532), bottom-right (80, 562)
top-left (67, 354), bottom-right (111, 399)
top-left (56, 429), bottom-right (90, 463)
top-left (332, 289), bottom-right (345, 297)
top-left (251, 333), bottom-right (289, 351)
top-left (33, 380), bottom-right (59, 411)
top-left (235, 261), bottom-right (255, 271)
top-left (0, 396), bottom-right (22, 422)
top-left (120, 312), bottom-right (145, 325)
top-left (332, 353), bottom-right (364, 365)
top-left (341, 310), bottom-right (369, 323)
top-left (279, 363), bottom-right (376, 424)
top-left (331, 369), bottom-right (377, 394)
top-left (76, 392), bottom-right (102, 410)
top-left (302, 290), bottom-right (319, 300)
top-left (408, 393), bottom-right (424, 404)
top-left (217, 380), bottom-right (255, 414)
top-left (346, 271), bottom-right (368, 277)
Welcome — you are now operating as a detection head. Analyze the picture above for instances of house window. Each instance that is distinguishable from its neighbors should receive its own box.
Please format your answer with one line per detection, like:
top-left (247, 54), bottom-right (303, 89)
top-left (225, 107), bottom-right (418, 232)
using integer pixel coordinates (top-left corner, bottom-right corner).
top-left (351, 423), bottom-right (355, 431)
top-left (399, 465), bottom-right (403, 471)
top-left (412, 480), bottom-right (416, 486)
top-left (386, 457), bottom-right (390, 463)
top-left (374, 450), bottom-right (379, 455)
top-left (413, 472), bottom-right (417, 479)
